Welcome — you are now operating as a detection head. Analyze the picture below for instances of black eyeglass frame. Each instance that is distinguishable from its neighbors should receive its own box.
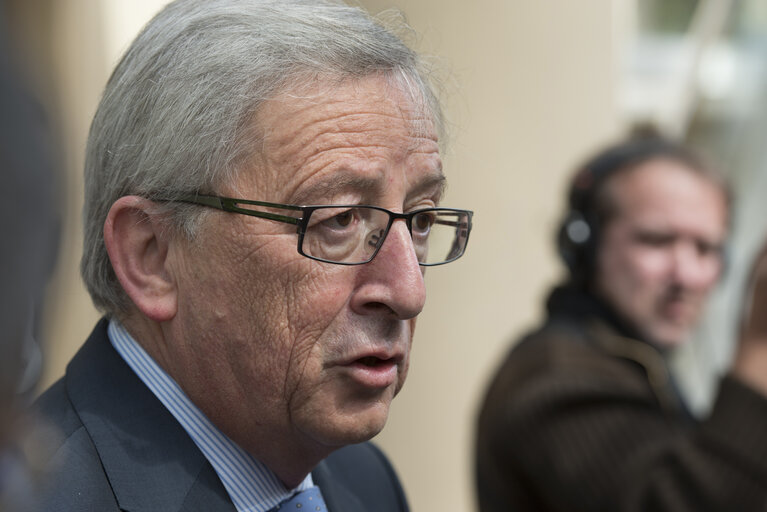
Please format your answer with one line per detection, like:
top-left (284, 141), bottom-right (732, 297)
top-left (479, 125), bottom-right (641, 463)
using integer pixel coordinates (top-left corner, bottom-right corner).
top-left (174, 194), bottom-right (473, 266)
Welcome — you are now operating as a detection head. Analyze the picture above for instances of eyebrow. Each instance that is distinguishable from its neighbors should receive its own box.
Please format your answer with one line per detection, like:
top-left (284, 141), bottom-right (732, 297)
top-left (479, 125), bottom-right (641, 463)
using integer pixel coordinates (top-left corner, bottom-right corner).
top-left (292, 168), bottom-right (446, 205)
top-left (409, 171), bottom-right (447, 202)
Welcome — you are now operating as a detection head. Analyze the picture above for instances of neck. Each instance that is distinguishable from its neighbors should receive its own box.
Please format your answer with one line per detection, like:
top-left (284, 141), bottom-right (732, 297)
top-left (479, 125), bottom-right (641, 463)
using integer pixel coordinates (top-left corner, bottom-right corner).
top-left (117, 311), bottom-right (178, 375)
top-left (213, 413), bottom-right (332, 488)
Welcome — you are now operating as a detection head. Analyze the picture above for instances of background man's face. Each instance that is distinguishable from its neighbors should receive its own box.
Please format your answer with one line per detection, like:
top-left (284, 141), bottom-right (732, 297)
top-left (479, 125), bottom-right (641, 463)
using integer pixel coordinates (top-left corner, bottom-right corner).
top-left (593, 158), bottom-right (728, 347)
top-left (164, 75), bottom-right (443, 463)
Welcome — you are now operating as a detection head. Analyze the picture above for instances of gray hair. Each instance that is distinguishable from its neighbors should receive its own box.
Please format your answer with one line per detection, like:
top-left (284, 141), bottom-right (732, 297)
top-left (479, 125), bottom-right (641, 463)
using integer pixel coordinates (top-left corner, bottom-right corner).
top-left (81, 0), bottom-right (445, 315)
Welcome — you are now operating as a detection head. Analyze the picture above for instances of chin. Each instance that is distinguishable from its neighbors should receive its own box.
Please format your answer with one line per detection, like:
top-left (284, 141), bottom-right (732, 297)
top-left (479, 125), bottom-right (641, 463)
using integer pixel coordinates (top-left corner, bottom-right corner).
top-left (313, 420), bottom-right (388, 450)
top-left (303, 403), bottom-right (392, 449)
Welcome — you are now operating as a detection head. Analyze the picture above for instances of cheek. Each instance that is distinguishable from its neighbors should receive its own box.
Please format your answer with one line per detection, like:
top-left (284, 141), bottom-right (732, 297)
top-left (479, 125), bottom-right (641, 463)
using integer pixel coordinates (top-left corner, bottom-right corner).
top-left (697, 258), bottom-right (724, 289)
top-left (598, 247), bottom-right (666, 309)
top-left (613, 246), bottom-right (670, 288)
top-left (281, 267), bottom-right (355, 378)
top-left (284, 267), bottom-right (352, 333)
top-left (395, 347), bottom-right (411, 395)
top-left (630, 253), bottom-right (669, 282)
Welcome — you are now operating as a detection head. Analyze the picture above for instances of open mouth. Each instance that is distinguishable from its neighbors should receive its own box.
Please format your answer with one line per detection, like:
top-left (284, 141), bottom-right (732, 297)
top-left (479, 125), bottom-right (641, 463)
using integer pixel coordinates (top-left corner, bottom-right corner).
top-left (344, 354), bottom-right (399, 388)
top-left (357, 356), bottom-right (388, 367)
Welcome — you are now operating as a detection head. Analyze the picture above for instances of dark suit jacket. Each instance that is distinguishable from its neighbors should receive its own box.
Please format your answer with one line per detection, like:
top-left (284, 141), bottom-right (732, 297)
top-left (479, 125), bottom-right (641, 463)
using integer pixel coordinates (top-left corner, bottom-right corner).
top-left (32, 319), bottom-right (409, 511)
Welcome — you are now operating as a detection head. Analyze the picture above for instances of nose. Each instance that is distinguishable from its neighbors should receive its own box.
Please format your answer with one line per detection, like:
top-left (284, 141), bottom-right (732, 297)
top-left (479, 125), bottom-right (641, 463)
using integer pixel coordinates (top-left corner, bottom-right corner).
top-left (350, 219), bottom-right (426, 319)
top-left (671, 240), bottom-right (722, 290)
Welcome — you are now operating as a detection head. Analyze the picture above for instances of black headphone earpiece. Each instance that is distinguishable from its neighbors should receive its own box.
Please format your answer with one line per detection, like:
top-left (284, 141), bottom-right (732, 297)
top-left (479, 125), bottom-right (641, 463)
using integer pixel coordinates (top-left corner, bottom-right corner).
top-left (556, 210), bottom-right (590, 272)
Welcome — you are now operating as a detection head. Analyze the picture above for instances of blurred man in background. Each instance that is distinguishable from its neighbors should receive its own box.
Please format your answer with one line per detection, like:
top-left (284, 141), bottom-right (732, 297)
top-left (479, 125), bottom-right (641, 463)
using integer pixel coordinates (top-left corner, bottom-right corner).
top-left (476, 134), bottom-right (767, 511)
top-left (31, 0), bottom-right (472, 511)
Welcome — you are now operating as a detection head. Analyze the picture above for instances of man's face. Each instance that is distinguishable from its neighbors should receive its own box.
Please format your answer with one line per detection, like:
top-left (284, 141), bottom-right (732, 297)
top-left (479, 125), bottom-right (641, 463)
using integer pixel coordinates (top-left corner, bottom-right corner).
top-left (593, 158), bottom-right (727, 347)
top-left (163, 75), bottom-right (443, 464)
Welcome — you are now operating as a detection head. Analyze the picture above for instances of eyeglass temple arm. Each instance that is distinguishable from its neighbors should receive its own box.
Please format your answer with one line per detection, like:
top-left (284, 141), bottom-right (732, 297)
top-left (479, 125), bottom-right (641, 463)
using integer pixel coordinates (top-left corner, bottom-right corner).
top-left (178, 194), bottom-right (301, 225)
top-left (438, 213), bottom-right (472, 258)
top-left (435, 219), bottom-right (468, 228)
top-left (433, 212), bottom-right (472, 230)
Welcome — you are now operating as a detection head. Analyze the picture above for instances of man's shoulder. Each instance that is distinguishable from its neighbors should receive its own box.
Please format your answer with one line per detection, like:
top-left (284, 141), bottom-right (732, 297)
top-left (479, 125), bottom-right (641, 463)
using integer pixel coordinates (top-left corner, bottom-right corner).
top-left (313, 442), bottom-right (409, 511)
top-left (30, 380), bottom-right (121, 511)
top-left (503, 309), bottom-right (650, 374)
top-left (29, 320), bottom-right (230, 511)
top-left (31, 318), bottom-right (112, 444)
top-left (34, 425), bottom-right (119, 510)
top-left (33, 378), bottom-right (81, 439)
top-left (480, 313), bottom-right (658, 425)
top-left (496, 316), bottom-right (601, 375)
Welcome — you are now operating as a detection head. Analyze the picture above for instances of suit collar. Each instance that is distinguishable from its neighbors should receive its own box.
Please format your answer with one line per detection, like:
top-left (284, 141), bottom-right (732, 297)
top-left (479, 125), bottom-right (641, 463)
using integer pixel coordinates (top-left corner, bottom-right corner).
top-left (311, 458), bottom-right (365, 512)
top-left (65, 318), bottom-right (235, 512)
top-left (546, 284), bottom-right (646, 343)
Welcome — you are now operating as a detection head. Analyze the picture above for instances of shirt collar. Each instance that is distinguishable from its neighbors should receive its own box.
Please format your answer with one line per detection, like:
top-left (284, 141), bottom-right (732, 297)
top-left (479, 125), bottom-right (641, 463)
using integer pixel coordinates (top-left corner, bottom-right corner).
top-left (107, 319), bottom-right (313, 512)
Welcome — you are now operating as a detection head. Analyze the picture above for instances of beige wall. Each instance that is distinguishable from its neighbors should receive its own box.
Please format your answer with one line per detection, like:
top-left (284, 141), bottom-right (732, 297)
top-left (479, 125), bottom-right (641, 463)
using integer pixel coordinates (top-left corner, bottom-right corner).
top-left (40, 0), bottom-right (106, 391)
top-left (357, 2), bottom-right (620, 510)
top-left (37, 1), bottom-right (622, 511)
top-left (40, 1), bottom-right (168, 391)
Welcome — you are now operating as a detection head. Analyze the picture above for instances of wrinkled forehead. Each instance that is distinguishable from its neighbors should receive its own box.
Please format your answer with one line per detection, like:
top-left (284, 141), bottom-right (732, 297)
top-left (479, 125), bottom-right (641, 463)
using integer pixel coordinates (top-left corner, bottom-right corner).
top-left (230, 74), bottom-right (443, 200)
top-left (259, 73), bottom-right (437, 144)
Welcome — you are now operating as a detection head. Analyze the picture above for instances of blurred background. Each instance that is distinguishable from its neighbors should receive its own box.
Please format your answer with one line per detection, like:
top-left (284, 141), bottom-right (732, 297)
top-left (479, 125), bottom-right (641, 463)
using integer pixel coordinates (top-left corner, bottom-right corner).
top-left (5, 0), bottom-right (767, 510)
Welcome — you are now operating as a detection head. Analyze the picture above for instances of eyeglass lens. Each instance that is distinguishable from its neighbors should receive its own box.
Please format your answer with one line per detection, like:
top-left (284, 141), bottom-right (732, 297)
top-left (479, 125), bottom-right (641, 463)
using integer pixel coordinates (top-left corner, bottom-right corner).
top-left (301, 207), bottom-right (470, 265)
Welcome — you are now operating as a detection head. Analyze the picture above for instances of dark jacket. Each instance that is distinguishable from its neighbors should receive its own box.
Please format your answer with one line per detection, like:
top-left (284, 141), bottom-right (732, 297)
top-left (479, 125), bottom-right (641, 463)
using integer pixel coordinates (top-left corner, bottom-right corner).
top-left (475, 286), bottom-right (767, 511)
top-left (32, 319), bottom-right (409, 512)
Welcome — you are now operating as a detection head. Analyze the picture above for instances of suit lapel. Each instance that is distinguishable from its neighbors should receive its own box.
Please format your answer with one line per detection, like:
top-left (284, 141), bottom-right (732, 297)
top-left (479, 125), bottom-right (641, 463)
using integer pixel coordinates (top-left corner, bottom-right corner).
top-left (178, 461), bottom-right (238, 511)
top-left (65, 319), bottom-right (235, 512)
top-left (312, 459), bottom-right (367, 512)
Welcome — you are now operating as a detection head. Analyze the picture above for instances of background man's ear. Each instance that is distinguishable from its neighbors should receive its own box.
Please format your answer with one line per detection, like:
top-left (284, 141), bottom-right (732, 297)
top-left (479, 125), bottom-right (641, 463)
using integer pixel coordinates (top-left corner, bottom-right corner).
top-left (104, 196), bottom-right (177, 322)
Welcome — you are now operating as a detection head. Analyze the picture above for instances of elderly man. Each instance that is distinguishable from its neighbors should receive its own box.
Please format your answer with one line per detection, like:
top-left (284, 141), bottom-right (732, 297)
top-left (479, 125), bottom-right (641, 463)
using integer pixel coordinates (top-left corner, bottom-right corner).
top-left (476, 135), bottom-right (767, 511)
top-left (32, 1), bottom-right (472, 510)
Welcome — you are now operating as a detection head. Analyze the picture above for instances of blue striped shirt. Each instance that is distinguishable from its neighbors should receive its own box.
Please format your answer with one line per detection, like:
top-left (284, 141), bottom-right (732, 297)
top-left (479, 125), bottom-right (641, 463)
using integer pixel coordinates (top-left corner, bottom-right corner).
top-left (108, 319), bottom-right (313, 512)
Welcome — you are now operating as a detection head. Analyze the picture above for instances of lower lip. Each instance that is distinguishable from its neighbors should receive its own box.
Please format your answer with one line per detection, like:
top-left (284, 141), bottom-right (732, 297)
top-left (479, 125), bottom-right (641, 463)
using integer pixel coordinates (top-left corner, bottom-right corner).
top-left (343, 360), bottom-right (398, 388)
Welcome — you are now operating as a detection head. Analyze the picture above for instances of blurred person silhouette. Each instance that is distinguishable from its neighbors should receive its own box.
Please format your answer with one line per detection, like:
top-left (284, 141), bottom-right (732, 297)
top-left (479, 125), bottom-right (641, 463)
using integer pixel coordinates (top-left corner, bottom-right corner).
top-left (30, 1), bottom-right (473, 511)
top-left (0, 5), bottom-right (59, 511)
top-left (476, 132), bottom-right (767, 511)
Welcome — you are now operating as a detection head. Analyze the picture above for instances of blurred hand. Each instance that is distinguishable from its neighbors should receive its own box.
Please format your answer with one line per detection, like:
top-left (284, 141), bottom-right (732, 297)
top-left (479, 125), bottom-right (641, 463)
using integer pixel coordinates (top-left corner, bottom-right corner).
top-left (734, 243), bottom-right (767, 395)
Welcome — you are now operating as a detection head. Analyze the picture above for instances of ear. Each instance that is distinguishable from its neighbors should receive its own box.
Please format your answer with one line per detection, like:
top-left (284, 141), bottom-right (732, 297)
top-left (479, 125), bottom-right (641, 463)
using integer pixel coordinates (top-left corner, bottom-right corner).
top-left (104, 196), bottom-right (177, 322)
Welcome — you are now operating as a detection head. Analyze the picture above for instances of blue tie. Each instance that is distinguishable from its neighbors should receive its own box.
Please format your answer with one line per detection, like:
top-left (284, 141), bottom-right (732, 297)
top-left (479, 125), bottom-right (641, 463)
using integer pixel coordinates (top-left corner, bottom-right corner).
top-left (273, 486), bottom-right (326, 511)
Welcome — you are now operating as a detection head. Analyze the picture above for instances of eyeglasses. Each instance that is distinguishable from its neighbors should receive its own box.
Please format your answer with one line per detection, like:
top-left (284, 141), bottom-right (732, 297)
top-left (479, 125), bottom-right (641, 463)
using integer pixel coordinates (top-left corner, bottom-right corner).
top-left (174, 194), bottom-right (472, 266)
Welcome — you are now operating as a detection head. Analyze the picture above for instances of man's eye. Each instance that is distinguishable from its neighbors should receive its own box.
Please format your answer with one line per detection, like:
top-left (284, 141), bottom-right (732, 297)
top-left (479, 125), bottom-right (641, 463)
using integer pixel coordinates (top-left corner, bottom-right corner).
top-left (316, 209), bottom-right (358, 230)
top-left (413, 212), bottom-right (435, 233)
top-left (697, 241), bottom-right (722, 258)
top-left (635, 232), bottom-right (674, 247)
top-left (331, 210), bottom-right (354, 227)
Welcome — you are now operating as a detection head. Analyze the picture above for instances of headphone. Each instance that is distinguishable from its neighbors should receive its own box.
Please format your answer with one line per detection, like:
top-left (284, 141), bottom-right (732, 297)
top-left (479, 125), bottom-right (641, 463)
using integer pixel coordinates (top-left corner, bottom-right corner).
top-left (556, 135), bottom-right (706, 285)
